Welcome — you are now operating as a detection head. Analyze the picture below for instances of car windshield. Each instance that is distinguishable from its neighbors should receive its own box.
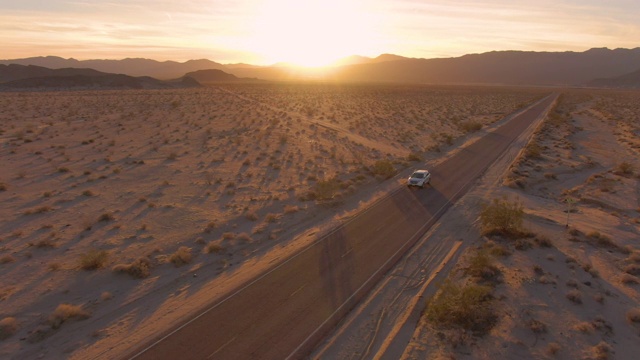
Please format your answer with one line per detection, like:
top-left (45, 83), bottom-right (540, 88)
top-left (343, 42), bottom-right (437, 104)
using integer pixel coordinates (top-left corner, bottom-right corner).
top-left (411, 173), bottom-right (425, 179)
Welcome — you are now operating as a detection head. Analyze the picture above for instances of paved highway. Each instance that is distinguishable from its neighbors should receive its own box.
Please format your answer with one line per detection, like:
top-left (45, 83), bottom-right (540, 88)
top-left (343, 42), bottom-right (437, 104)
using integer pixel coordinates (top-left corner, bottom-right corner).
top-left (128, 94), bottom-right (557, 360)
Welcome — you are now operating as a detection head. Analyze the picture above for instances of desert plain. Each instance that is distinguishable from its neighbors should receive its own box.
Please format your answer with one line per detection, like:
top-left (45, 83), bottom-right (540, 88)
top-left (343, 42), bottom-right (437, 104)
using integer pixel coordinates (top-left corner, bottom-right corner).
top-left (0, 84), bottom-right (639, 360)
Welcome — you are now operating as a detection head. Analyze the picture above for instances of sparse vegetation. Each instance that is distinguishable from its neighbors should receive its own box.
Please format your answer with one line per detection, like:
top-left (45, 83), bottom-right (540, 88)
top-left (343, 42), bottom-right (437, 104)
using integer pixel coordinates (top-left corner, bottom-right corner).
top-left (424, 280), bottom-right (496, 335)
top-left (479, 196), bottom-right (524, 237)
top-left (48, 303), bottom-right (90, 329)
top-left (169, 246), bottom-right (192, 266)
top-left (0, 317), bottom-right (19, 340)
top-left (371, 159), bottom-right (396, 179)
top-left (78, 249), bottom-right (109, 270)
top-left (113, 257), bottom-right (152, 278)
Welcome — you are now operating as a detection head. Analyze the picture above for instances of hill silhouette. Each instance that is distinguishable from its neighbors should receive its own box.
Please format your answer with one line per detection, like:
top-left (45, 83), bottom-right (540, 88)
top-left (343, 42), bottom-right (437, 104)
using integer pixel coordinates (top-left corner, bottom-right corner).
top-left (588, 68), bottom-right (640, 88)
top-left (2, 48), bottom-right (640, 86)
top-left (0, 64), bottom-right (200, 90)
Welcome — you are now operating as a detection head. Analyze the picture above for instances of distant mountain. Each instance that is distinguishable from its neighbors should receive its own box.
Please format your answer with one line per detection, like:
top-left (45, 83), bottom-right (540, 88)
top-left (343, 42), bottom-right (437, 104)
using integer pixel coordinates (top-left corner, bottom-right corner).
top-left (0, 64), bottom-right (200, 90)
top-left (183, 69), bottom-right (263, 83)
top-left (0, 56), bottom-right (225, 80)
top-left (588, 68), bottom-right (640, 88)
top-left (325, 48), bottom-right (640, 86)
top-left (3, 48), bottom-right (640, 86)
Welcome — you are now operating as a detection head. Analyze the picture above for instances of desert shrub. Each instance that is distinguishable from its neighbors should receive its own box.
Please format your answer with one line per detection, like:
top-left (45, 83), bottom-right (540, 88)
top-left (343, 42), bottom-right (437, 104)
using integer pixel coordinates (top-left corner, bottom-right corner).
top-left (0, 317), bottom-right (19, 340)
top-left (57, 167), bottom-right (70, 173)
top-left (283, 205), bottom-right (299, 214)
top-left (525, 142), bottom-right (543, 159)
top-left (614, 161), bottom-right (634, 176)
top-left (588, 231), bottom-right (618, 248)
top-left (237, 232), bottom-right (252, 242)
top-left (245, 211), bottom-right (258, 221)
top-left (0, 183), bottom-right (6, 191)
top-left (590, 341), bottom-right (612, 360)
top-left (0, 255), bottom-right (16, 264)
top-left (624, 264), bottom-right (640, 276)
top-left (222, 232), bottom-right (235, 240)
top-left (545, 342), bottom-right (561, 356)
top-left (98, 212), bottom-right (115, 222)
top-left (203, 221), bottom-right (216, 233)
top-left (528, 319), bottom-right (547, 334)
top-left (424, 281), bottom-right (496, 335)
top-left (169, 246), bottom-right (192, 266)
top-left (566, 289), bottom-right (582, 304)
top-left (479, 196), bottom-right (524, 236)
top-left (534, 235), bottom-right (553, 248)
top-left (82, 190), bottom-right (95, 196)
top-left (314, 178), bottom-right (340, 200)
top-left (627, 308), bottom-right (640, 323)
top-left (465, 250), bottom-right (501, 282)
top-left (265, 213), bottom-right (279, 223)
top-left (79, 249), bottom-right (108, 270)
top-left (371, 159), bottom-right (396, 179)
top-left (406, 152), bottom-right (422, 162)
top-left (48, 304), bottom-right (90, 329)
top-left (206, 242), bottom-right (225, 254)
top-left (459, 120), bottom-right (482, 133)
top-left (112, 257), bottom-right (152, 279)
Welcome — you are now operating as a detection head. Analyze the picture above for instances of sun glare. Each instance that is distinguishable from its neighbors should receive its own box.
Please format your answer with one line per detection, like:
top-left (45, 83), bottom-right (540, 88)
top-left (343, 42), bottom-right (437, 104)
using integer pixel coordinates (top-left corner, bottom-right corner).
top-left (249, 0), bottom-right (379, 67)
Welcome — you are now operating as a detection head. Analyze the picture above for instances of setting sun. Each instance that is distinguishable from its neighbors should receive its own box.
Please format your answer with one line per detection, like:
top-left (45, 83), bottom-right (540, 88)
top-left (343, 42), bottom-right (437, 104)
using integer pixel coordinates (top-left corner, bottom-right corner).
top-left (248, 0), bottom-right (381, 66)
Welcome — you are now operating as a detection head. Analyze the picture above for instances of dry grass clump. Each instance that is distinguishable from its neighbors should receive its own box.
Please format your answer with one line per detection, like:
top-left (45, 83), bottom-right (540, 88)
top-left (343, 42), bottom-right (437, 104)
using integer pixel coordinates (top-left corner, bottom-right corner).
top-left (169, 246), bottom-right (192, 266)
top-left (283, 205), bottom-right (300, 214)
top-left (614, 161), bottom-right (634, 176)
top-left (370, 159), bottom-right (396, 179)
top-left (98, 212), bottom-right (115, 222)
top-left (626, 308), bottom-right (640, 323)
top-left (424, 280), bottom-right (497, 335)
top-left (458, 120), bottom-right (483, 133)
top-left (566, 289), bottom-right (582, 304)
top-left (203, 221), bottom-right (216, 233)
top-left (0, 317), bottom-right (19, 340)
top-left (206, 242), bottom-right (225, 254)
top-left (48, 304), bottom-right (90, 329)
top-left (0, 255), bottom-right (16, 264)
top-left (589, 341), bottom-right (613, 360)
top-left (0, 182), bottom-right (7, 191)
top-left (113, 257), bottom-right (152, 279)
top-left (479, 196), bottom-right (525, 237)
top-left (464, 250), bottom-right (501, 282)
top-left (587, 231), bottom-right (620, 249)
top-left (78, 249), bottom-right (109, 270)
top-left (545, 342), bottom-right (561, 356)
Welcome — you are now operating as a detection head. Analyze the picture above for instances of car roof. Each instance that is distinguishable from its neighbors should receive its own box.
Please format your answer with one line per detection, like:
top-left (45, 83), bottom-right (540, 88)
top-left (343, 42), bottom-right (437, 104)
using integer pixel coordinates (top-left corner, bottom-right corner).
top-left (413, 169), bottom-right (429, 173)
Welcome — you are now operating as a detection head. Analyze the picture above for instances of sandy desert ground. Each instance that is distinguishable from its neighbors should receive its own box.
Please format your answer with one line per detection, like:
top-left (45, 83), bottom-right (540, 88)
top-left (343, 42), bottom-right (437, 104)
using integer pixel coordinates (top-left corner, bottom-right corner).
top-left (1, 84), bottom-right (636, 359)
top-left (398, 89), bottom-right (640, 360)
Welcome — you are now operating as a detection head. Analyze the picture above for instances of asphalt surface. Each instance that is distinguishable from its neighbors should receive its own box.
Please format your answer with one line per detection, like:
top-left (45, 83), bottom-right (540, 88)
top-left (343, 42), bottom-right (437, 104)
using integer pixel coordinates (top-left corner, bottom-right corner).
top-left (128, 94), bottom-right (556, 360)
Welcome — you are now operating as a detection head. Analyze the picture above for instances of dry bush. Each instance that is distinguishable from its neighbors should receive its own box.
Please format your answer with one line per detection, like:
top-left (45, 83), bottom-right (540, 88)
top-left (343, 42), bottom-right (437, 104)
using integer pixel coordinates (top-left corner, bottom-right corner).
top-left (0, 317), bottom-right (19, 340)
top-left (245, 211), bottom-right (258, 221)
top-left (424, 280), bottom-right (496, 335)
top-left (0, 182), bottom-right (7, 191)
top-left (283, 205), bottom-right (299, 214)
top-left (113, 257), bottom-right (152, 279)
top-left (527, 318), bottom-right (547, 334)
top-left (587, 231), bottom-right (619, 249)
top-left (464, 250), bottom-right (501, 282)
top-left (206, 242), bottom-right (225, 254)
top-left (534, 235), bottom-right (553, 248)
top-left (566, 289), bottom-right (582, 304)
top-left (624, 264), bottom-right (640, 276)
top-left (48, 304), bottom-right (90, 329)
top-left (589, 341), bottom-right (612, 360)
top-left (203, 221), bottom-right (216, 233)
top-left (237, 232), bottom-right (252, 242)
top-left (459, 120), bottom-right (482, 133)
top-left (371, 159), bottom-right (396, 179)
top-left (545, 342), bottom-right (561, 356)
top-left (625, 308), bottom-right (640, 323)
top-left (79, 249), bottom-right (109, 270)
top-left (313, 178), bottom-right (341, 201)
top-left (169, 246), bottom-right (192, 266)
top-left (222, 232), bottom-right (235, 240)
top-left (479, 196), bottom-right (524, 237)
top-left (98, 212), bottom-right (115, 222)
top-left (614, 161), bottom-right (634, 176)
top-left (0, 255), bottom-right (16, 264)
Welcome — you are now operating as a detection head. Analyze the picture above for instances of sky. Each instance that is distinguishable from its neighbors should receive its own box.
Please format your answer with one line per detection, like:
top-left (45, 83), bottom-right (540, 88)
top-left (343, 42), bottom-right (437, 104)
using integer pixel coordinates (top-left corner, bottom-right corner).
top-left (1, 0), bottom-right (639, 66)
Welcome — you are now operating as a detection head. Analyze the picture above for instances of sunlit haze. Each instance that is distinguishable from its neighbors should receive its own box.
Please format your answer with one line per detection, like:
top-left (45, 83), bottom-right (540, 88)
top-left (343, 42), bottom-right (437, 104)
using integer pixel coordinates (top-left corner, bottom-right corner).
top-left (1, 0), bottom-right (639, 66)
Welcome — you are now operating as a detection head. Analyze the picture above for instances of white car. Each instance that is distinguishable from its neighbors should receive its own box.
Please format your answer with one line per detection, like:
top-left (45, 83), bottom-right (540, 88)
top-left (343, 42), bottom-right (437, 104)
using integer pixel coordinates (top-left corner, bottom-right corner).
top-left (407, 169), bottom-right (431, 188)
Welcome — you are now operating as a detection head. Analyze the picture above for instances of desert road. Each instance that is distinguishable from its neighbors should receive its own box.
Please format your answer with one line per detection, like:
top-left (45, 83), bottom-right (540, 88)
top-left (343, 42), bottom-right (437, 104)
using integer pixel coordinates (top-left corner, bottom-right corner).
top-left (128, 94), bottom-right (557, 360)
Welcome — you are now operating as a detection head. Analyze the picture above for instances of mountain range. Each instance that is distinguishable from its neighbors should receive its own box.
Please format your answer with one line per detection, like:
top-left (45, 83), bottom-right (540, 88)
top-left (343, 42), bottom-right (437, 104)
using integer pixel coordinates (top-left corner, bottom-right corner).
top-left (1, 48), bottom-right (640, 87)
